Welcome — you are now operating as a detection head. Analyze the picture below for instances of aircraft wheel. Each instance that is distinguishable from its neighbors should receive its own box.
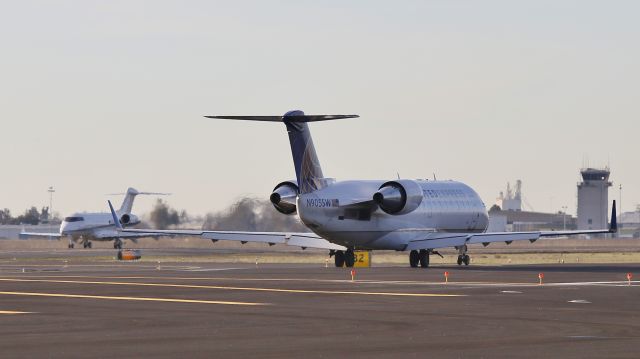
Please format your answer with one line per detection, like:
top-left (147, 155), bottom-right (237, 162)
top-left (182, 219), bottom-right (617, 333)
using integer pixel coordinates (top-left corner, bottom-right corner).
top-left (68, 243), bottom-right (74, 249)
top-left (419, 250), bottom-right (430, 268)
top-left (83, 242), bottom-right (88, 249)
top-left (457, 255), bottom-right (463, 266)
top-left (334, 251), bottom-right (345, 267)
top-left (463, 255), bottom-right (470, 266)
top-left (409, 250), bottom-right (419, 268)
top-left (345, 249), bottom-right (355, 268)
top-left (88, 242), bottom-right (92, 249)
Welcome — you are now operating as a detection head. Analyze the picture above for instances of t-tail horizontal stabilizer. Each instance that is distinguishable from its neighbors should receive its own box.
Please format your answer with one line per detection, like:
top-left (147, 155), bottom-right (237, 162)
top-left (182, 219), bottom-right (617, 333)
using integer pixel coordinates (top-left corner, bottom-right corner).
top-left (204, 114), bottom-right (359, 122)
top-left (205, 110), bottom-right (358, 194)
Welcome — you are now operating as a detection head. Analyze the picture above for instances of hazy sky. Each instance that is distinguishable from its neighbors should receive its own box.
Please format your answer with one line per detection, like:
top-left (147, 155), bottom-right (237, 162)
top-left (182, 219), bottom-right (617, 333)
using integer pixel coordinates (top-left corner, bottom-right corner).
top-left (1, 0), bottom-right (638, 217)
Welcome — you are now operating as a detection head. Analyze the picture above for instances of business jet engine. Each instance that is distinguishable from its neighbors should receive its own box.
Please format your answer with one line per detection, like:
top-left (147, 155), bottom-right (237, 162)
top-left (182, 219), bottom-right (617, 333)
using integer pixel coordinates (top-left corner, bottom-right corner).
top-left (119, 213), bottom-right (139, 226)
top-left (373, 180), bottom-right (424, 215)
top-left (270, 181), bottom-right (299, 215)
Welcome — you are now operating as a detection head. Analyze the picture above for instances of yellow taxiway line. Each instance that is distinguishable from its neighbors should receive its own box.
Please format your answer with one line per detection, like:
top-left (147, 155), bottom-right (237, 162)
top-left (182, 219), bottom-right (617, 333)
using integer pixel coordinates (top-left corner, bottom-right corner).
top-left (0, 278), bottom-right (464, 297)
top-left (0, 310), bottom-right (33, 314)
top-left (0, 291), bottom-right (265, 306)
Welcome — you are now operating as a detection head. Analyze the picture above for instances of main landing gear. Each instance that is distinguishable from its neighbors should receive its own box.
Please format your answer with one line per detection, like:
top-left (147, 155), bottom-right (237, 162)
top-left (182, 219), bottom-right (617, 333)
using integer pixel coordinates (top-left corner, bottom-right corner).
top-left (331, 248), bottom-right (355, 267)
top-left (113, 238), bottom-right (123, 250)
top-left (409, 249), bottom-right (445, 268)
top-left (456, 245), bottom-right (470, 266)
top-left (82, 240), bottom-right (92, 249)
top-left (409, 249), bottom-right (431, 268)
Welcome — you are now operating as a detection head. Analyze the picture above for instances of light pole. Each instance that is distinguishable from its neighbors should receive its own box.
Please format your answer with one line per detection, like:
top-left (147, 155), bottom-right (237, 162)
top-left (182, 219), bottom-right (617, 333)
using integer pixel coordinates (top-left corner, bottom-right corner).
top-left (619, 184), bottom-right (622, 216)
top-left (48, 186), bottom-right (55, 223)
top-left (561, 205), bottom-right (568, 230)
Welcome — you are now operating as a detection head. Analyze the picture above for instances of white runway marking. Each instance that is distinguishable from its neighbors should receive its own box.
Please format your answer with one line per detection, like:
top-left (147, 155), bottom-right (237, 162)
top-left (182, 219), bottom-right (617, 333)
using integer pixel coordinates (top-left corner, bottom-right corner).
top-left (3, 274), bottom-right (639, 289)
top-left (500, 290), bottom-right (523, 294)
top-left (568, 299), bottom-right (591, 304)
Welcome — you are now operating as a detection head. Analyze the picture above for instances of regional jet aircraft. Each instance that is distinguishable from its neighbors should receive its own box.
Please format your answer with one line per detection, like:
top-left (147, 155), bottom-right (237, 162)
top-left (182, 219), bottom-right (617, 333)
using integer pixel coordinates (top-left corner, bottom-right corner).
top-left (22, 188), bottom-right (170, 249)
top-left (109, 111), bottom-right (617, 267)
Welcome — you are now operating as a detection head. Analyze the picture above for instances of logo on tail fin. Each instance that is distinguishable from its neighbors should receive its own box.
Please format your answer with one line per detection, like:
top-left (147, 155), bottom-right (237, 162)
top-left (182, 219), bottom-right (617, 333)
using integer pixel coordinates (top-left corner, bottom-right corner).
top-left (284, 111), bottom-right (324, 193)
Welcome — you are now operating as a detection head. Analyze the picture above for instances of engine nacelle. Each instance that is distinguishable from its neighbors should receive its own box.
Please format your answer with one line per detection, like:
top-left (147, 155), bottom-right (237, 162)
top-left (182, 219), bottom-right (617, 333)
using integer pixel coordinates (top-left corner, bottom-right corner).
top-left (270, 181), bottom-right (299, 215)
top-left (373, 180), bottom-right (423, 215)
top-left (119, 214), bottom-right (139, 226)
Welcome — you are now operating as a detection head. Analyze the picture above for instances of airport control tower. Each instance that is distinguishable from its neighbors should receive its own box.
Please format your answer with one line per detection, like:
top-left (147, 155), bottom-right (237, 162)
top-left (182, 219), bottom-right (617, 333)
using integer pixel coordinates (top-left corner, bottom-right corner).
top-left (577, 167), bottom-right (612, 231)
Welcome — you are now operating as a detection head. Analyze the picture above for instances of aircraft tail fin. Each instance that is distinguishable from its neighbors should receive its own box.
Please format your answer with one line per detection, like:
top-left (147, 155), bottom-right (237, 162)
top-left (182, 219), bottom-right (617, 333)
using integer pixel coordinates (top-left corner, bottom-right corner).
top-left (109, 188), bottom-right (170, 214)
top-left (610, 200), bottom-right (618, 233)
top-left (206, 110), bottom-right (358, 193)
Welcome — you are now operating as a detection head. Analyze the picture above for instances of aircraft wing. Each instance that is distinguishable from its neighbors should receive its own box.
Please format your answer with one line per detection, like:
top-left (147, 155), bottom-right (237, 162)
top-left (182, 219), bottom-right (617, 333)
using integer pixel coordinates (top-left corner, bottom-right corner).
top-left (407, 202), bottom-right (618, 251)
top-left (111, 228), bottom-right (346, 251)
top-left (91, 228), bottom-right (176, 240)
top-left (19, 231), bottom-right (61, 239)
top-left (107, 200), bottom-right (345, 251)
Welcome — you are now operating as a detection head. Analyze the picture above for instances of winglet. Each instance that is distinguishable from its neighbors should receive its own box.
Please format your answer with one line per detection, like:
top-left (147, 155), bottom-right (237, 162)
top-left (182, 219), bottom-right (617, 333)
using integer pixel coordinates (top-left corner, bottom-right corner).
top-left (108, 200), bottom-right (123, 231)
top-left (610, 200), bottom-right (618, 233)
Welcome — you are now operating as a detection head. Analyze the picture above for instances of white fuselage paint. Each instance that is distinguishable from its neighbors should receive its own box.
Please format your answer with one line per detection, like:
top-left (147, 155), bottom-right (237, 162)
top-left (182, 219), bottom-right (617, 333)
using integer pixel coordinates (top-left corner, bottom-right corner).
top-left (297, 180), bottom-right (489, 250)
top-left (60, 212), bottom-right (140, 241)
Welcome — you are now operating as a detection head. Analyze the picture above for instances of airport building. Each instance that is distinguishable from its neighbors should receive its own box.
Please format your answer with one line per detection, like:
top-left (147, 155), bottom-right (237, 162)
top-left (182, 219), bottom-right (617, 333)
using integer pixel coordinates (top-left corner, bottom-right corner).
top-left (489, 180), bottom-right (576, 232)
top-left (577, 167), bottom-right (611, 230)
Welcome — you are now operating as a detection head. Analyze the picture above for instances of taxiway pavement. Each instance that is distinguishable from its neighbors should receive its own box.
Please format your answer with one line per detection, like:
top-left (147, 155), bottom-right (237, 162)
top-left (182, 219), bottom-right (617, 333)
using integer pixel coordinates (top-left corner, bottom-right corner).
top-left (0, 251), bottom-right (639, 358)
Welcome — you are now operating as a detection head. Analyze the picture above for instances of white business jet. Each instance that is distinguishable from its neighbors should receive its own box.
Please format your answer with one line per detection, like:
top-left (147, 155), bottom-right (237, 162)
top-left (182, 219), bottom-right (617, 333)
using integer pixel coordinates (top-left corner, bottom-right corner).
top-left (22, 187), bottom-right (169, 249)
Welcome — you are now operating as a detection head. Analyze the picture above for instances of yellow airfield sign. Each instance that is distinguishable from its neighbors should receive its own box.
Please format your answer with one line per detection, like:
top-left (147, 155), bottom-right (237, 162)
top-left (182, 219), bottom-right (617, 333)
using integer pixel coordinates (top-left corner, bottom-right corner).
top-left (353, 251), bottom-right (371, 268)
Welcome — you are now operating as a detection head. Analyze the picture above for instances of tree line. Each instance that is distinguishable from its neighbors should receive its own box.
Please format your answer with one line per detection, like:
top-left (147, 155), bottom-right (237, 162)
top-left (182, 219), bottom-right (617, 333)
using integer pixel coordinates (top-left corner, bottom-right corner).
top-left (1, 198), bottom-right (307, 231)
top-left (147, 197), bottom-right (306, 232)
top-left (0, 207), bottom-right (53, 225)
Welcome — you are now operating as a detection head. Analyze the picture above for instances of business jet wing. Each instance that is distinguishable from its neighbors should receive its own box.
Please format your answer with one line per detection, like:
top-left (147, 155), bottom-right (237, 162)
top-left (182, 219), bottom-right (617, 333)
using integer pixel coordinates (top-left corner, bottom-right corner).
top-left (19, 231), bottom-right (61, 239)
top-left (90, 227), bottom-right (176, 240)
top-left (107, 201), bottom-right (346, 251)
top-left (406, 202), bottom-right (617, 251)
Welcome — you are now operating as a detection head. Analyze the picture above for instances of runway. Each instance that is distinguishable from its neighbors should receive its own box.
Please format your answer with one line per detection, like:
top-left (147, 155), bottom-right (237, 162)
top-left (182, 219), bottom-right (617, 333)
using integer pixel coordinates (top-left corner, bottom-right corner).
top-left (0, 252), bottom-right (639, 358)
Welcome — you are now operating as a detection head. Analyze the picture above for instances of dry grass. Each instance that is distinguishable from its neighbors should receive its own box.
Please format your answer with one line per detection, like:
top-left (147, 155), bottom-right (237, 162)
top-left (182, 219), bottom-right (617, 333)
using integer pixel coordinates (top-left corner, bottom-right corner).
top-left (2, 238), bottom-right (640, 266)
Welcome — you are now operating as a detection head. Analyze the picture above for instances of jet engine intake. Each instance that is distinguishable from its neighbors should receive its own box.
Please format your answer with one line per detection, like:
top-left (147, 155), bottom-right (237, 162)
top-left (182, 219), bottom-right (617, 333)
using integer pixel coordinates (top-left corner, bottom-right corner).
top-left (119, 214), bottom-right (139, 226)
top-left (270, 181), bottom-right (299, 215)
top-left (120, 214), bottom-right (131, 225)
top-left (373, 180), bottom-right (423, 215)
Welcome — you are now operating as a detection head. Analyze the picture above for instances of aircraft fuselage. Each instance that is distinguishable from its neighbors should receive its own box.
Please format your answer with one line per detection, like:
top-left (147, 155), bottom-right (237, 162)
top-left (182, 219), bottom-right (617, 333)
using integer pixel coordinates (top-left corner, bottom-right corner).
top-left (297, 180), bottom-right (489, 250)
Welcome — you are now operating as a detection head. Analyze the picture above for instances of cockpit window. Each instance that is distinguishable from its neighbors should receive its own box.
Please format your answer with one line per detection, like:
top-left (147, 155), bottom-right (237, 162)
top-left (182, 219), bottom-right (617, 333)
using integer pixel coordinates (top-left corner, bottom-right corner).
top-left (64, 217), bottom-right (84, 222)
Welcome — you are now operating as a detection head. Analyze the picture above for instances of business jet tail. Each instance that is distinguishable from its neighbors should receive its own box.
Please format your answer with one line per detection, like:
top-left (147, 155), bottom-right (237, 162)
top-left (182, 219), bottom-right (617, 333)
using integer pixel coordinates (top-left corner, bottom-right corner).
top-left (107, 188), bottom-right (171, 214)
